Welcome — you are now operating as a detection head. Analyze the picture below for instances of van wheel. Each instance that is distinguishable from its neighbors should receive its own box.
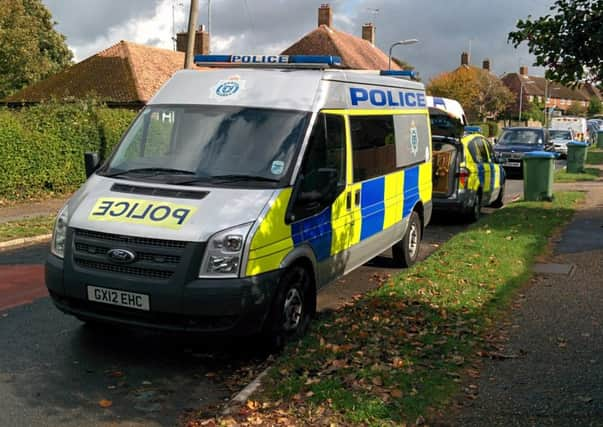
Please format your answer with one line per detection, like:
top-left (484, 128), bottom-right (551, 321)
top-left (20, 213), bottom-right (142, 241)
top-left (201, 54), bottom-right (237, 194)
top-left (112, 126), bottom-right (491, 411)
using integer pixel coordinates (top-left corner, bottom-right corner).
top-left (262, 265), bottom-right (313, 351)
top-left (466, 193), bottom-right (481, 223)
top-left (392, 211), bottom-right (421, 268)
top-left (490, 183), bottom-right (505, 208)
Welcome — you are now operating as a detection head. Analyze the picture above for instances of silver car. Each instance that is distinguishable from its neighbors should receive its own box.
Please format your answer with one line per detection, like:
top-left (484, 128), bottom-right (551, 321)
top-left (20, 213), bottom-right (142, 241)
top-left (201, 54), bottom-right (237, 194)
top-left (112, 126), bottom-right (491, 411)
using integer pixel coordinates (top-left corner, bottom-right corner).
top-left (549, 129), bottom-right (574, 158)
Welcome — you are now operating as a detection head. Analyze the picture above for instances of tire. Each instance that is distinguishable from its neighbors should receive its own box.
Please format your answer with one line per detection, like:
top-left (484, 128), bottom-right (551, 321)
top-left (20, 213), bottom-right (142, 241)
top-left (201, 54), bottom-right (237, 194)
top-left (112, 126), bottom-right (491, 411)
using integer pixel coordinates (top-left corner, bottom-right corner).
top-left (490, 183), bottom-right (505, 208)
top-left (392, 211), bottom-right (422, 268)
top-left (262, 265), bottom-right (314, 351)
top-left (466, 192), bottom-right (481, 223)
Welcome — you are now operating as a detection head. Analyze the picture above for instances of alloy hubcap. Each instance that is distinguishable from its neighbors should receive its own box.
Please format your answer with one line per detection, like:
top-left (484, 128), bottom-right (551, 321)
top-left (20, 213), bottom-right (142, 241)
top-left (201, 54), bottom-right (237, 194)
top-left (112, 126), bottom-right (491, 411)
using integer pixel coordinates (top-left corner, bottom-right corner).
top-left (408, 223), bottom-right (419, 259)
top-left (282, 288), bottom-right (303, 331)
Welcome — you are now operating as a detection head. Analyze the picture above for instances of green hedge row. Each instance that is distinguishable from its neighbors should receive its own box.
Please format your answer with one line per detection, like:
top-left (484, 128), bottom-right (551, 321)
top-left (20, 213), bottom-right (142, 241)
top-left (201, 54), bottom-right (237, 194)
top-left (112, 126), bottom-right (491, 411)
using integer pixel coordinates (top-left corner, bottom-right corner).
top-left (468, 122), bottom-right (499, 138)
top-left (0, 101), bottom-right (137, 200)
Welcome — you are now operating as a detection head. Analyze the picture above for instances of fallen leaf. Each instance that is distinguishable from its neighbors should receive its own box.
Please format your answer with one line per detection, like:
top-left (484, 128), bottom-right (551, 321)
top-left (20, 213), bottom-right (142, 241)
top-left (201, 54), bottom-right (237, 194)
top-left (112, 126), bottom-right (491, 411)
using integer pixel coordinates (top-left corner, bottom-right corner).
top-left (98, 399), bottom-right (112, 408)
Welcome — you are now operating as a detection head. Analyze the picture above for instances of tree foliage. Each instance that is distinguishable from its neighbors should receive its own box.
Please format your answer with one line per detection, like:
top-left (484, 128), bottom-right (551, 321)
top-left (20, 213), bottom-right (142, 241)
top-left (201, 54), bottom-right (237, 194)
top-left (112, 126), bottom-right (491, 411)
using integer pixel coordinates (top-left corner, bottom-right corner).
top-left (508, 0), bottom-right (603, 85)
top-left (427, 67), bottom-right (514, 122)
top-left (0, 0), bottom-right (73, 99)
top-left (566, 101), bottom-right (588, 117)
top-left (588, 96), bottom-right (602, 115)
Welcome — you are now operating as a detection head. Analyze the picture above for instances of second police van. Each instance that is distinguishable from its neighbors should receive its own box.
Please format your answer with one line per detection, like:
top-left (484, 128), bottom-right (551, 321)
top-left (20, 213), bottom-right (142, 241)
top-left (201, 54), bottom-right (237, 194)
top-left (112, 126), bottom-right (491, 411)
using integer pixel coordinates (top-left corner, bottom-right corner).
top-left (46, 55), bottom-right (433, 343)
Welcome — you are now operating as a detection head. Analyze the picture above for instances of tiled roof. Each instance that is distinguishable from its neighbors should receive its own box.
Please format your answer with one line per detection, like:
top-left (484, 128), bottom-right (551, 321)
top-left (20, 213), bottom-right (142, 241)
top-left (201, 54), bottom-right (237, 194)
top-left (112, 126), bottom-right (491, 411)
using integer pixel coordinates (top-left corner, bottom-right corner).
top-left (282, 25), bottom-right (401, 70)
top-left (501, 73), bottom-right (598, 102)
top-left (5, 41), bottom-right (189, 106)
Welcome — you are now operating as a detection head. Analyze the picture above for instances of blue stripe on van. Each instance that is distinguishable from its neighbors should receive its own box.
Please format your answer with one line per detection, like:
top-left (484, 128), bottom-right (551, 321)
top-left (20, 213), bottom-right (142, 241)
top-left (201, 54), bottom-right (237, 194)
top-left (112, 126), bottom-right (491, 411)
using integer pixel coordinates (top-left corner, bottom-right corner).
top-left (291, 207), bottom-right (332, 262)
top-left (490, 162), bottom-right (496, 192)
top-left (477, 163), bottom-right (485, 187)
top-left (360, 177), bottom-right (385, 240)
top-left (403, 166), bottom-right (419, 218)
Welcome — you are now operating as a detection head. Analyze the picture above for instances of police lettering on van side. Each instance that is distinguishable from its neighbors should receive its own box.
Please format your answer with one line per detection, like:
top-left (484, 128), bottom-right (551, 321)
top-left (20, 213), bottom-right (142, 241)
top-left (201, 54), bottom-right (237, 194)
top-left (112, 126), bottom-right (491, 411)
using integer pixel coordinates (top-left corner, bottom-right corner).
top-left (349, 87), bottom-right (427, 108)
top-left (88, 197), bottom-right (197, 229)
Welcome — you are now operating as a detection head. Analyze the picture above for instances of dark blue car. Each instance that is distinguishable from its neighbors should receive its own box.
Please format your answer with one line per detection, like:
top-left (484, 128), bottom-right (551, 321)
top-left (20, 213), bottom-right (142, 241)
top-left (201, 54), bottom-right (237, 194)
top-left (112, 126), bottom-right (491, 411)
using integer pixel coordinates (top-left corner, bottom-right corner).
top-left (493, 127), bottom-right (550, 176)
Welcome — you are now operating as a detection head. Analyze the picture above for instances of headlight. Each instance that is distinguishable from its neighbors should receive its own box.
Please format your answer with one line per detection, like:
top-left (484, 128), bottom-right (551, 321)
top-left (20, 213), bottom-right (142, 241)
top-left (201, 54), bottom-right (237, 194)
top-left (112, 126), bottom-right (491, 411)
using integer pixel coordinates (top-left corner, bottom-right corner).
top-left (199, 223), bottom-right (253, 278)
top-left (50, 205), bottom-right (69, 259)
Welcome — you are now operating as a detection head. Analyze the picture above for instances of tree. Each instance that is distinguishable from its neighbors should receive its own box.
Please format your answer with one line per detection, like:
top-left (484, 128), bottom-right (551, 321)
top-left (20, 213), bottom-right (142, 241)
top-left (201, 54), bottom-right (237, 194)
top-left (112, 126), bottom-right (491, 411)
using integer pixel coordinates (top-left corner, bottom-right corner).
top-left (427, 67), bottom-right (514, 122)
top-left (508, 0), bottom-right (603, 85)
top-left (0, 0), bottom-right (73, 99)
top-left (566, 102), bottom-right (588, 117)
top-left (588, 97), bottom-right (602, 115)
top-left (391, 57), bottom-right (421, 81)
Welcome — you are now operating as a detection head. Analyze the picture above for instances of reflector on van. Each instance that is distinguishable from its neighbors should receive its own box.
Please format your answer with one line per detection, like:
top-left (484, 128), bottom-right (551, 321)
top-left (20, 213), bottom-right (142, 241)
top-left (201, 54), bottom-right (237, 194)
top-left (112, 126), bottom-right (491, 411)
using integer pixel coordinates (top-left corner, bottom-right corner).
top-left (194, 54), bottom-right (343, 68)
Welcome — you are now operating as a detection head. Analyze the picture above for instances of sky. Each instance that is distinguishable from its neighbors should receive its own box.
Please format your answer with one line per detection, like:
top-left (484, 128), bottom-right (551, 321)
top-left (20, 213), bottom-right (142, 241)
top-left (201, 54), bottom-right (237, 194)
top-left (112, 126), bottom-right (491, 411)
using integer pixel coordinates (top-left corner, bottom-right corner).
top-left (42, 0), bottom-right (553, 82)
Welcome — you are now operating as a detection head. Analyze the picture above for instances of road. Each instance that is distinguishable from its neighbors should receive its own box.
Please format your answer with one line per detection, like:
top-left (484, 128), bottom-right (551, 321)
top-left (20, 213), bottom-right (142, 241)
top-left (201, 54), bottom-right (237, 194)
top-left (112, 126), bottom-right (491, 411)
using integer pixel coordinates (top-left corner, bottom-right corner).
top-left (0, 178), bottom-right (525, 427)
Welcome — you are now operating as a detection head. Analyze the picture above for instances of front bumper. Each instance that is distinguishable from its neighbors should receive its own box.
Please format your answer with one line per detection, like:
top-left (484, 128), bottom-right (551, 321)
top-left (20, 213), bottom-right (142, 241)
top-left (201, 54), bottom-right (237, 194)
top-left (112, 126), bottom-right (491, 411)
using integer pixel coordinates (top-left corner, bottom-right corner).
top-left (46, 253), bottom-right (282, 335)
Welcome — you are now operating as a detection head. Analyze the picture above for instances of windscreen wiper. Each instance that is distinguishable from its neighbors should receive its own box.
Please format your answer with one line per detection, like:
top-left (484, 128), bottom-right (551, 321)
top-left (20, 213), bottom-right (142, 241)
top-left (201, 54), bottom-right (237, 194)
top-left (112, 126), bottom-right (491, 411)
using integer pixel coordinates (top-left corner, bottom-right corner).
top-left (104, 168), bottom-right (196, 178)
top-left (172, 174), bottom-right (280, 185)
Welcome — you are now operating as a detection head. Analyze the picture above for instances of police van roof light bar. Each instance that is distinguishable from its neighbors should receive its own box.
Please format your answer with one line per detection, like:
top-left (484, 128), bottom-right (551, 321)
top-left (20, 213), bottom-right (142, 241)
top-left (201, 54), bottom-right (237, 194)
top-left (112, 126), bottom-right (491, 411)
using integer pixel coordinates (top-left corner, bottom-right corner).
top-left (380, 70), bottom-right (418, 80)
top-left (194, 54), bottom-right (343, 69)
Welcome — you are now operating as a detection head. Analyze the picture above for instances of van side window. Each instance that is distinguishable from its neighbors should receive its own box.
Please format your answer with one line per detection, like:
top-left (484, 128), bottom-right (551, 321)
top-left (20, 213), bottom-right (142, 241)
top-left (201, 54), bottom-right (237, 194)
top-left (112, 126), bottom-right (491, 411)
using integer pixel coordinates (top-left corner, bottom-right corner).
top-left (290, 114), bottom-right (346, 221)
top-left (350, 116), bottom-right (396, 181)
top-left (476, 138), bottom-right (490, 162)
top-left (468, 139), bottom-right (482, 163)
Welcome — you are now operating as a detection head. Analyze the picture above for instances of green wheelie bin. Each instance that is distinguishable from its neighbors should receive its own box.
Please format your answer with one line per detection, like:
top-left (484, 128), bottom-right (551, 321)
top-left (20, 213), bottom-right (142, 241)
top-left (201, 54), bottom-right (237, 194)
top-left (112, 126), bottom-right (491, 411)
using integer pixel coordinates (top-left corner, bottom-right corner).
top-left (523, 151), bottom-right (555, 201)
top-left (597, 131), bottom-right (603, 149)
top-left (566, 141), bottom-right (588, 173)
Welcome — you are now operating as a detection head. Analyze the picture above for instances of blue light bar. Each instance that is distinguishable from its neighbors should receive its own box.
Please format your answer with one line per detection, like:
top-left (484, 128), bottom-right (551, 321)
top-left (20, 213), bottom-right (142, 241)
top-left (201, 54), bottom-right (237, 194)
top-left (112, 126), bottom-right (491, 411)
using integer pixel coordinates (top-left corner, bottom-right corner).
top-left (194, 54), bottom-right (342, 68)
top-left (464, 126), bottom-right (482, 134)
top-left (380, 70), bottom-right (417, 79)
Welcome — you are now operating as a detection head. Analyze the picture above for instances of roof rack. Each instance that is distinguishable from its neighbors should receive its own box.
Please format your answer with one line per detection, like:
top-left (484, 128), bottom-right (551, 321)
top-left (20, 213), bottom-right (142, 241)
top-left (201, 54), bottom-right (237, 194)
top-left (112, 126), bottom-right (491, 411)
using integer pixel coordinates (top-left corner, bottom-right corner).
top-left (194, 54), bottom-right (343, 69)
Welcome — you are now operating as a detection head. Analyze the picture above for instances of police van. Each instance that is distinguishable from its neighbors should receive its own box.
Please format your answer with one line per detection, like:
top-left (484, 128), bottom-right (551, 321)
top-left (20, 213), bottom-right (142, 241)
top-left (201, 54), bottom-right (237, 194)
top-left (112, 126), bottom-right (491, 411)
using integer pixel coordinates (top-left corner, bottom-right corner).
top-left (46, 55), bottom-right (433, 342)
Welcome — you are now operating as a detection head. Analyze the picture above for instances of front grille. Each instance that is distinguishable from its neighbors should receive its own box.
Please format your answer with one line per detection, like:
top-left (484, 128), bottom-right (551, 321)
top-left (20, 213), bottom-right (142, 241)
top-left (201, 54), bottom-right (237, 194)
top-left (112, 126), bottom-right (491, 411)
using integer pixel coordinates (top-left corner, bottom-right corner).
top-left (75, 243), bottom-right (181, 264)
top-left (75, 229), bottom-right (186, 248)
top-left (72, 229), bottom-right (191, 280)
top-left (74, 258), bottom-right (174, 279)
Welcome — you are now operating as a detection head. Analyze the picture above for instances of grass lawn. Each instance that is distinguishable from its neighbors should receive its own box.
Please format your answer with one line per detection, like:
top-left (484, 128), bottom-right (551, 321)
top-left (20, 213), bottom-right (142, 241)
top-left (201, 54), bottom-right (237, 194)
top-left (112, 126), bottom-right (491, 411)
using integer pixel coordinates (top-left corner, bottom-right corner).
top-left (587, 149), bottom-right (603, 165)
top-left (0, 215), bottom-right (54, 243)
top-left (188, 192), bottom-right (585, 426)
top-left (555, 167), bottom-right (600, 182)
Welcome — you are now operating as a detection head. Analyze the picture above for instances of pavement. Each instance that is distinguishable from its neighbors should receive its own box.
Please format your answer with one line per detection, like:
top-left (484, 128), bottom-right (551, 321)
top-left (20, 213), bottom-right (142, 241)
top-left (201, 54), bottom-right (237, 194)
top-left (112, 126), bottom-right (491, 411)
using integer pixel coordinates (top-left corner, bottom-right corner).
top-left (453, 181), bottom-right (603, 426)
top-left (0, 196), bottom-right (69, 224)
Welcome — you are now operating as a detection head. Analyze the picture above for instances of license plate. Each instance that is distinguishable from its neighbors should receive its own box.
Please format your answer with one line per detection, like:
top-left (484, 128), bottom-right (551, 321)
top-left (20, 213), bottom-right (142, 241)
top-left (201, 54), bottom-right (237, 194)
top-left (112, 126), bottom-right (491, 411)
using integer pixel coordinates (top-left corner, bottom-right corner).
top-left (506, 162), bottom-right (521, 167)
top-left (87, 286), bottom-right (150, 311)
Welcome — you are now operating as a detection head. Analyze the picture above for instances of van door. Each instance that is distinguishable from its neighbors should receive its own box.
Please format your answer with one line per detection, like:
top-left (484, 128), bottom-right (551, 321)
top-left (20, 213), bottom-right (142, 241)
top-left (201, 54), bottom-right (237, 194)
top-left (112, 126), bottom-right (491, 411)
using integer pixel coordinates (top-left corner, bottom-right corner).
top-left (288, 113), bottom-right (353, 287)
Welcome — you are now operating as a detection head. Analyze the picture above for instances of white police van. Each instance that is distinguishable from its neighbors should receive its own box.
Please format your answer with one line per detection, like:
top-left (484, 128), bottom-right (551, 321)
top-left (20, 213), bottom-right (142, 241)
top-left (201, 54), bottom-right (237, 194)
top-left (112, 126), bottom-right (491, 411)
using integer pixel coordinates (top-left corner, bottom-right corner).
top-left (46, 55), bottom-right (433, 342)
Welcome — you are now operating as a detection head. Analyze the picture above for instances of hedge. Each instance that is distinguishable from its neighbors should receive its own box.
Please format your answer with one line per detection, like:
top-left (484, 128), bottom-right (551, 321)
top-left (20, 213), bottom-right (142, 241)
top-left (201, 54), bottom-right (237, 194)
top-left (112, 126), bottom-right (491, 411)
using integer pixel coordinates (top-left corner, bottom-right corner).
top-left (0, 101), bottom-right (137, 200)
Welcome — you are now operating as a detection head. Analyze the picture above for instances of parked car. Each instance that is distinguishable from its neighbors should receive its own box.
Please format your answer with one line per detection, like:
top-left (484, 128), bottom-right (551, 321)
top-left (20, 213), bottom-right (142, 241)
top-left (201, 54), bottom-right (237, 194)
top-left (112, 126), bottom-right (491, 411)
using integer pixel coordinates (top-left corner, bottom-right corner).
top-left (549, 129), bottom-right (574, 158)
top-left (493, 127), bottom-right (550, 176)
top-left (430, 108), bottom-right (506, 222)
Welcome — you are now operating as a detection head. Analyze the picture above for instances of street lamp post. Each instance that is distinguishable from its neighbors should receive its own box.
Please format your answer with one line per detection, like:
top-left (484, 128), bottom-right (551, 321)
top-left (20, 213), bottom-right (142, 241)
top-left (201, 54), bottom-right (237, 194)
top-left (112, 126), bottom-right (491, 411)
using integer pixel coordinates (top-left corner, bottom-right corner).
top-left (388, 39), bottom-right (418, 70)
top-left (518, 78), bottom-right (534, 122)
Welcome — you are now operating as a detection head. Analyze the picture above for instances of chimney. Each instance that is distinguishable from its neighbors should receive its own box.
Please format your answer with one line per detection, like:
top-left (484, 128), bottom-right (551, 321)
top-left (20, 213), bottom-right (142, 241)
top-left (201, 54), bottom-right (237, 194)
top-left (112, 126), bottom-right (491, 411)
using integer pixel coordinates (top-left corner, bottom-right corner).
top-left (318, 4), bottom-right (332, 27)
top-left (482, 58), bottom-right (491, 72)
top-left (461, 51), bottom-right (470, 66)
top-left (519, 65), bottom-right (528, 75)
top-left (176, 25), bottom-right (210, 55)
top-left (362, 23), bottom-right (375, 45)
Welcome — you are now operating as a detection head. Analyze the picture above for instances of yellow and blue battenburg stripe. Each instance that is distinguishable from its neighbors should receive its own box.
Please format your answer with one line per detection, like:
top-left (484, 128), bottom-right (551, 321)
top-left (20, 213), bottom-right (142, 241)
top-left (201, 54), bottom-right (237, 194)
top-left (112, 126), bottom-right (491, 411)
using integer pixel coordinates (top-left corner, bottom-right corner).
top-left (245, 163), bottom-right (432, 276)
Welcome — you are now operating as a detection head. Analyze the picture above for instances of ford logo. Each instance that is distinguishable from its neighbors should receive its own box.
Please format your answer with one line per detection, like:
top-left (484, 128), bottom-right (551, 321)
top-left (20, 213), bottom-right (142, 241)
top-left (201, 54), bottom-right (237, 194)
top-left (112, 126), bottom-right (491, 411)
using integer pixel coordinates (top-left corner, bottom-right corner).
top-left (107, 248), bottom-right (136, 264)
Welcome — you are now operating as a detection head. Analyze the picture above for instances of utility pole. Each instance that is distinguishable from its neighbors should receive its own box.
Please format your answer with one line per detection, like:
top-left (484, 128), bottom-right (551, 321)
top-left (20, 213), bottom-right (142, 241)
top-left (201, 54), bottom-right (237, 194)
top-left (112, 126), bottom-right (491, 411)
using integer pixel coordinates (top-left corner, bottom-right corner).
top-left (184, 0), bottom-right (199, 69)
top-left (207, 0), bottom-right (212, 54)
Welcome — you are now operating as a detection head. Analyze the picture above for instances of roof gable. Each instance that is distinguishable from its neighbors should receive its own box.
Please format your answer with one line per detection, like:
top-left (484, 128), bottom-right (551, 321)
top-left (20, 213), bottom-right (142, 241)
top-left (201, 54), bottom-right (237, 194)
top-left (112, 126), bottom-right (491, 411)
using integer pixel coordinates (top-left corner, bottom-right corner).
top-left (282, 25), bottom-right (401, 71)
top-left (5, 41), bottom-right (186, 106)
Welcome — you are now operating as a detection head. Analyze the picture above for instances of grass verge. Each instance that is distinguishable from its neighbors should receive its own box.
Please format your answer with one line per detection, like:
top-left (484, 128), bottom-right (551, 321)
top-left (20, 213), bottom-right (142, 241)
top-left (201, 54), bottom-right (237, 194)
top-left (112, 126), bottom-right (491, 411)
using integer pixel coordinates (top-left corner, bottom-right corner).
top-left (0, 215), bottom-right (54, 243)
top-left (187, 192), bottom-right (584, 427)
top-left (587, 149), bottom-right (603, 165)
top-left (555, 167), bottom-right (600, 182)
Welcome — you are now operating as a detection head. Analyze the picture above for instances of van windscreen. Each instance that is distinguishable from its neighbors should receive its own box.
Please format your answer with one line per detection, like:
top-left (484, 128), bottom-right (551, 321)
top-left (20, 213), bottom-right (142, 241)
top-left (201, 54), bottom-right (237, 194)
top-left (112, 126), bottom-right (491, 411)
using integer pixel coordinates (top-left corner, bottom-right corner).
top-left (103, 106), bottom-right (310, 187)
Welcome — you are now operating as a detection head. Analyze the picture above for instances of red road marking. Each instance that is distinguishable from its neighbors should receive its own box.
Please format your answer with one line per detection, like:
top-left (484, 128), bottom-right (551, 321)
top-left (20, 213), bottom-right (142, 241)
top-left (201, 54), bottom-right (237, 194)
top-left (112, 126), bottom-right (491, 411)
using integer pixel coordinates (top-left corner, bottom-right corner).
top-left (0, 265), bottom-right (47, 312)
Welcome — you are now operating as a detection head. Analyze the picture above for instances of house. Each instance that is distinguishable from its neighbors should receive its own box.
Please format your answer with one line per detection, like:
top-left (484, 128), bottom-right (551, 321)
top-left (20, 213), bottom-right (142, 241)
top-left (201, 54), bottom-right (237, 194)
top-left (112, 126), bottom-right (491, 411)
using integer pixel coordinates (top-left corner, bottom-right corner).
top-left (501, 66), bottom-right (602, 115)
top-left (4, 27), bottom-right (210, 108)
top-left (281, 4), bottom-right (402, 70)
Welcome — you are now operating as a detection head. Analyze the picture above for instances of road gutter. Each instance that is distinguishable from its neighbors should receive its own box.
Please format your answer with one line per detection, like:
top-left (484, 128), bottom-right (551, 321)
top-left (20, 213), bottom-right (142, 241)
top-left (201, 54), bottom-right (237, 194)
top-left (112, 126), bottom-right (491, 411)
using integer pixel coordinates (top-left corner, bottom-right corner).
top-left (0, 234), bottom-right (51, 251)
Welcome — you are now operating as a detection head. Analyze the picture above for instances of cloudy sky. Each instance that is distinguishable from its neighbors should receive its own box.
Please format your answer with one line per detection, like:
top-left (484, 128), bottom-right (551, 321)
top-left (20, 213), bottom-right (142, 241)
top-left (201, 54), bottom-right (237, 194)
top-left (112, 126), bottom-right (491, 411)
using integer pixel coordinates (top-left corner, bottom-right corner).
top-left (43, 0), bottom-right (552, 82)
